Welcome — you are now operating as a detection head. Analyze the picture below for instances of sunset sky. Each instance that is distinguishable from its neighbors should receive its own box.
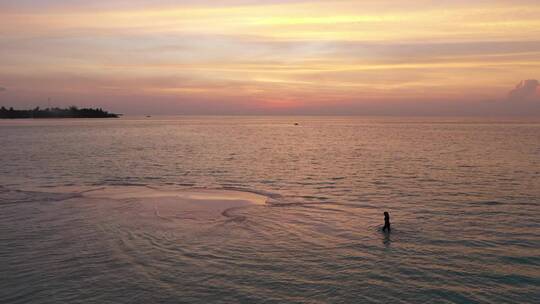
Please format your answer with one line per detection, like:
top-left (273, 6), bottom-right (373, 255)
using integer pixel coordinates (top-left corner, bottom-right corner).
top-left (1, 0), bottom-right (539, 115)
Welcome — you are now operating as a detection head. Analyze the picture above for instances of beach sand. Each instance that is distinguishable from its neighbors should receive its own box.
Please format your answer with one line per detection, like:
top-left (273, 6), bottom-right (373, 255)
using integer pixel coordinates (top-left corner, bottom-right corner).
top-left (14, 185), bottom-right (269, 222)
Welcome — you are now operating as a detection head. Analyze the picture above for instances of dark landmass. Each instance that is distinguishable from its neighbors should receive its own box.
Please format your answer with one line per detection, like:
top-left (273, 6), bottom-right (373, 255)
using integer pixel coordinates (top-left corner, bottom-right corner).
top-left (0, 106), bottom-right (120, 119)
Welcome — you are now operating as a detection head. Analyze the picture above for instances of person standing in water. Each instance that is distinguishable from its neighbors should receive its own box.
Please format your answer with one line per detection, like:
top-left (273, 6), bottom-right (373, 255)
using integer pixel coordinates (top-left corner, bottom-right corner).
top-left (382, 211), bottom-right (391, 232)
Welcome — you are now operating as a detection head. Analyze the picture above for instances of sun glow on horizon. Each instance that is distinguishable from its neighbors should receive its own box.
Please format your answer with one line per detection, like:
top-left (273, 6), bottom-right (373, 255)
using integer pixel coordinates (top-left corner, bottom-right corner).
top-left (0, 0), bottom-right (539, 114)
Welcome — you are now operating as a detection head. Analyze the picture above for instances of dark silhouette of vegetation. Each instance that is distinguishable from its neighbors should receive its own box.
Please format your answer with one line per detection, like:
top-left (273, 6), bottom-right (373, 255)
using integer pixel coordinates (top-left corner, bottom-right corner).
top-left (0, 106), bottom-right (120, 119)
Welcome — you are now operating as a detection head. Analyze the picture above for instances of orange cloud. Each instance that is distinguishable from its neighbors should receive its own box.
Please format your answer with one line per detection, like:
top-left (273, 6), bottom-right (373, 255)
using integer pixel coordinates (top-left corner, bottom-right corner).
top-left (1, 1), bottom-right (540, 114)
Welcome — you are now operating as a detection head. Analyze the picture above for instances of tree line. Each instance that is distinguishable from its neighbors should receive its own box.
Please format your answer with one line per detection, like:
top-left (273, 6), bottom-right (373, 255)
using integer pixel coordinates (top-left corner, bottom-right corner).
top-left (0, 106), bottom-right (120, 119)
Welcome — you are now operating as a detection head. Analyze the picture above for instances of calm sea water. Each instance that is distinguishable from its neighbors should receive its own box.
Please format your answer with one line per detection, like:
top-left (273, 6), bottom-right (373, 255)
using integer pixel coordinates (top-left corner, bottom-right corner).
top-left (1, 116), bottom-right (539, 303)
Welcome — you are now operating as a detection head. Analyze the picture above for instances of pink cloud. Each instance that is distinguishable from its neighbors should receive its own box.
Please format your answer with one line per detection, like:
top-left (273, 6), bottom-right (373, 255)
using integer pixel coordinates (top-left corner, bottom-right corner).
top-left (508, 79), bottom-right (539, 102)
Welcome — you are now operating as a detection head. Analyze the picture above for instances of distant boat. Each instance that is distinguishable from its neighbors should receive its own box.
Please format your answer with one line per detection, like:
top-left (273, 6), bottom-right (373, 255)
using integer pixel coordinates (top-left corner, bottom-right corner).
top-left (146, 115), bottom-right (152, 118)
top-left (294, 122), bottom-right (299, 125)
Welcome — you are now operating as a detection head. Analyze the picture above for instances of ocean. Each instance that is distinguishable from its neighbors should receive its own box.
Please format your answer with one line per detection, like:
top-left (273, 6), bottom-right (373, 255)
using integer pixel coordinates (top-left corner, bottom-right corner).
top-left (1, 116), bottom-right (539, 303)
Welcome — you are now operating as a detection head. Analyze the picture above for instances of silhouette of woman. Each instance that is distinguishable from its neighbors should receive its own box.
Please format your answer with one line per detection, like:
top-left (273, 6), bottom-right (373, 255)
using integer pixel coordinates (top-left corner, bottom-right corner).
top-left (382, 211), bottom-right (391, 232)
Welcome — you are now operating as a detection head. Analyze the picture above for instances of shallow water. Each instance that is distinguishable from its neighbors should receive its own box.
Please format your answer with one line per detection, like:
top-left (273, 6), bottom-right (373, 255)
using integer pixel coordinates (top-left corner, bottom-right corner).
top-left (1, 116), bottom-right (539, 303)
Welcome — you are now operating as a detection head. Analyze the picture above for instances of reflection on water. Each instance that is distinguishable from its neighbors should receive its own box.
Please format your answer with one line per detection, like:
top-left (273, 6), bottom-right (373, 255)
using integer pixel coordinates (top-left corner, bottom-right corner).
top-left (1, 117), bottom-right (539, 303)
top-left (382, 231), bottom-right (392, 247)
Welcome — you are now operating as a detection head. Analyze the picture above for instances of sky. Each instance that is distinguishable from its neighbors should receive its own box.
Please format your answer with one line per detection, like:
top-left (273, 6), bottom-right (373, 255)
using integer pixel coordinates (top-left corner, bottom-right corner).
top-left (0, 0), bottom-right (539, 115)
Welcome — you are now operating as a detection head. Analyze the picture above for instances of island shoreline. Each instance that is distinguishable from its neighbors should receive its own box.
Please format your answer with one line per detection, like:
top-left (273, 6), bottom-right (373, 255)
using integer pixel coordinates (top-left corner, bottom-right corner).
top-left (0, 106), bottom-right (120, 119)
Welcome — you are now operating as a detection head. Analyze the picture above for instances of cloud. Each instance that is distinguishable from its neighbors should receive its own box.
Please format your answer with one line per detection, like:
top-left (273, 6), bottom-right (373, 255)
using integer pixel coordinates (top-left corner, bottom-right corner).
top-left (508, 79), bottom-right (539, 102)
